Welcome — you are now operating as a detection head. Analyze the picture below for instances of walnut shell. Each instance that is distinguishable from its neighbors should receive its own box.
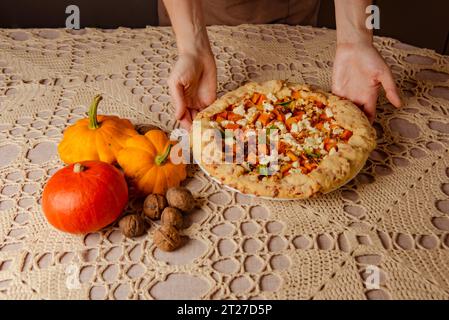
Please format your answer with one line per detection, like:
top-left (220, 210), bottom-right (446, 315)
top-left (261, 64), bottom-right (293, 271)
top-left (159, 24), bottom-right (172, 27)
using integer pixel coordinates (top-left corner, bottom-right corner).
top-left (119, 214), bottom-right (146, 238)
top-left (143, 194), bottom-right (167, 220)
top-left (166, 187), bottom-right (195, 212)
top-left (161, 207), bottom-right (184, 229)
top-left (153, 225), bottom-right (182, 251)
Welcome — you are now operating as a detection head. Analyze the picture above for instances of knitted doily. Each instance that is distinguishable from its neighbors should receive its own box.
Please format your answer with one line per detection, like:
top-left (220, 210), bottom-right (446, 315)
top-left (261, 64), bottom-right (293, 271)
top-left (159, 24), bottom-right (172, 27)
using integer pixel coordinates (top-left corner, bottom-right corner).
top-left (0, 25), bottom-right (448, 299)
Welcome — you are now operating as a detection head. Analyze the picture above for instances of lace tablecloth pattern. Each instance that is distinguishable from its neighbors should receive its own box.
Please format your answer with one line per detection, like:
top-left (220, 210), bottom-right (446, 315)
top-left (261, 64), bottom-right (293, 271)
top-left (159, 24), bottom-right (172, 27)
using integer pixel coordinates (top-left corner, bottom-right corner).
top-left (0, 25), bottom-right (448, 300)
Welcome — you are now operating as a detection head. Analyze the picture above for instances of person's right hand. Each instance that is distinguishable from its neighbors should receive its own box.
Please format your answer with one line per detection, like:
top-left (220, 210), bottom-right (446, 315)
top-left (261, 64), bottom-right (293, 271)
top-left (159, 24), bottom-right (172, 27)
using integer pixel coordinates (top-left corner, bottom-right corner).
top-left (167, 51), bottom-right (217, 129)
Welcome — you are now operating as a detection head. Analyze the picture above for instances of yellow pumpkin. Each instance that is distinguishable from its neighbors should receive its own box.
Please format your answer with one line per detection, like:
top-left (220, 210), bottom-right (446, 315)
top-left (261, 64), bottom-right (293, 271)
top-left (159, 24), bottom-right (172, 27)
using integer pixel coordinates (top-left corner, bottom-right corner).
top-left (58, 95), bottom-right (138, 164)
top-left (117, 130), bottom-right (187, 195)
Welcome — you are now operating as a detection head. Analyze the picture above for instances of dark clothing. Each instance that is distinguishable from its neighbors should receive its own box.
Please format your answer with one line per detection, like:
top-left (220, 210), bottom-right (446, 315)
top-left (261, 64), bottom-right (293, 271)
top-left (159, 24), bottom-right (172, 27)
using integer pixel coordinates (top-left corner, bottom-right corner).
top-left (158, 0), bottom-right (321, 26)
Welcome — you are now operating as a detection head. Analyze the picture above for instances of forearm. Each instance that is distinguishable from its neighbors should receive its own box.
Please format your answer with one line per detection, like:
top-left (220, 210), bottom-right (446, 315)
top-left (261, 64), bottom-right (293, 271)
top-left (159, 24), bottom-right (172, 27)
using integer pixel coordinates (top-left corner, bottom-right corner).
top-left (162, 0), bottom-right (211, 55)
top-left (334, 0), bottom-right (373, 45)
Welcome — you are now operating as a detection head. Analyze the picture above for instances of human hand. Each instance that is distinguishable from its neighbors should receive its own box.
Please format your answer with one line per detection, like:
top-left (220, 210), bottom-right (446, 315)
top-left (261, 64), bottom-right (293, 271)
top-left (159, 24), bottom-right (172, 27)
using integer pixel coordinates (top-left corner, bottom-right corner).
top-left (168, 51), bottom-right (217, 129)
top-left (332, 42), bottom-right (402, 123)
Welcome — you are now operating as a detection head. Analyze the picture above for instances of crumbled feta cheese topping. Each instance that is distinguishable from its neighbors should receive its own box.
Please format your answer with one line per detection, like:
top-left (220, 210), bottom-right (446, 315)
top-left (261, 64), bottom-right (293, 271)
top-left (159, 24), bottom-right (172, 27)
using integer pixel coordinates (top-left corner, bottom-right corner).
top-left (266, 92), bottom-right (278, 102)
top-left (282, 133), bottom-right (303, 151)
top-left (262, 101), bottom-right (274, 112)
top-left (233, 103), bottom-right (245, 116)
top-left (304, 136), bottom-right (323, 149)
top-left (291, 123), bottom-right (299, 133)
top-left (259, 154), bottom-right (278, 165)
top-left (313, 106), bottom-right (323, 114)
top-left (246, 107), bottom-right (258, 120)
top-left (236, 119), bottom-right (247, 126)
top-left (273, 121), bottom-right (287, 133)
top-left (298, 118), bottom-right (312, 130)
top-left (333, 127), bottom-right (343, 135)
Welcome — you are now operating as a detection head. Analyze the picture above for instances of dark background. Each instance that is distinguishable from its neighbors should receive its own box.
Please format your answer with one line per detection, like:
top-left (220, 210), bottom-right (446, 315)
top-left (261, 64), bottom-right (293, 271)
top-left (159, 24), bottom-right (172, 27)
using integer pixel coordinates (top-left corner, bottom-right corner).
top-left (318, 0), bottom-right (449, 55)
top-left (1, 0), bottom-right (448, 54)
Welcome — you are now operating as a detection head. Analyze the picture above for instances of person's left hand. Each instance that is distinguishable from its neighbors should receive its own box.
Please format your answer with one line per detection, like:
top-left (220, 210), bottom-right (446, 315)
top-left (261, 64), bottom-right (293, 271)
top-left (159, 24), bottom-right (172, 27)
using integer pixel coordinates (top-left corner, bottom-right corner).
top-left (168, 51), bottom-right (216, 129)
top-left (332, 42), bottom-right (402, 123)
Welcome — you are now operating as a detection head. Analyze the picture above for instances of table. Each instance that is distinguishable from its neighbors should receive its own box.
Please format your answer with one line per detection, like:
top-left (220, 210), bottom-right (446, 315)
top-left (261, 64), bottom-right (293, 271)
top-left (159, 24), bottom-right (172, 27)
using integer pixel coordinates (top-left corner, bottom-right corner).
top-left (0, 25), bottom-right (448, 300)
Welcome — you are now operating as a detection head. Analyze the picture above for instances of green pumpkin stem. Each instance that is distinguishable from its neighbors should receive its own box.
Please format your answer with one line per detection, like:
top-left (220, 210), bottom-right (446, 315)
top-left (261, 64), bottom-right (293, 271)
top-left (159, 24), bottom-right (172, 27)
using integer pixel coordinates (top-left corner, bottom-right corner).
top-left (155, 144), bottom-right (172, 166)
top-left (88, 95), bottom-right (103, 129)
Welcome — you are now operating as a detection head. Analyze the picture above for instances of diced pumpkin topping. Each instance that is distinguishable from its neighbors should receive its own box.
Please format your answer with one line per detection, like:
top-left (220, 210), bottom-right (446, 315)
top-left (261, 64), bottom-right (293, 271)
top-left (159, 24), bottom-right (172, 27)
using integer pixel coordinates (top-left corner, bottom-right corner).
top-left (210, 88), bottom-right (353, 177)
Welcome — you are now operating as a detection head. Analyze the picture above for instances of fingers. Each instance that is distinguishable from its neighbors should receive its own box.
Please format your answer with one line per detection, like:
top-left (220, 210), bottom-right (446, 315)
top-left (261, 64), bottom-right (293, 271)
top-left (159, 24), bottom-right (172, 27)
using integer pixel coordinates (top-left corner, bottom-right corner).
top-left (179, 110), bottom-right (193, 130)
top-left (363, 96), bottom-right (377, 124)
top-left (198, 81), bottom-right (217, 108)
top-left (179, 110), bottom-right (199, 130)
top-left (190, 109), bottom-right (198, 120)
top-left (379, 70), bottom-right (402, 108)
top-left (189, 104), bottom-right (205, 110)
top-left (168, 80), bottom-right (187, 120)
top-left (333, 86), bottom-right (377, 123)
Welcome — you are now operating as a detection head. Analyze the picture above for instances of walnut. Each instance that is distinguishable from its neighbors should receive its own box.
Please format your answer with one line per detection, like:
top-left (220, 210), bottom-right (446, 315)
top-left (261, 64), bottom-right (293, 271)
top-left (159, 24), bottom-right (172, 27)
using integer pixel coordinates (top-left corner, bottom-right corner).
top-left (143, 194), bottom-right (167, 220)
top-left (161, 207), bottom-right (184, 229)
top-left (153, 225), bottom-right (182, 251)
top-left (119, 214), bottom-right (146, 238)
top-left (166, 187), bottom-right (195, 212)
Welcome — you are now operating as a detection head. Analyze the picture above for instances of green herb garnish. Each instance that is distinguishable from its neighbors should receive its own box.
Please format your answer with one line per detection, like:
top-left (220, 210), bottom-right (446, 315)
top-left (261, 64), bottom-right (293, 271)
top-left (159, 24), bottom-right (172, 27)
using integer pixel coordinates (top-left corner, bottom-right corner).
top-left (277, 100), bottom-right (292, 106)
top-left (257, 165), bottom-right (270, 176)
top-left (305, 150), bottom-right (321, 158)
top-left (266, 125), bottom-right (280, 143)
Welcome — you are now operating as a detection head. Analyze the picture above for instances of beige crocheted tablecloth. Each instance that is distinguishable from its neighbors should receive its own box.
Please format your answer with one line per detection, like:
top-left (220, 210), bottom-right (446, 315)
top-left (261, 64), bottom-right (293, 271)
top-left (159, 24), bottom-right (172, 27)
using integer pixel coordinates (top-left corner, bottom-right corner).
top-left (0, 25), bottom-right (449, 300)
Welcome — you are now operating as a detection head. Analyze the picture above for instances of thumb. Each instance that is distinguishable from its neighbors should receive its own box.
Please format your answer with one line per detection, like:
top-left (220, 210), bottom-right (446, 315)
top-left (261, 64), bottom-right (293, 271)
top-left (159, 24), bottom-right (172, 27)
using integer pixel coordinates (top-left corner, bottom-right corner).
top-left (379, 70), bottom-right (402, 108)
top-left (169, 80), bottom-right (187, 120)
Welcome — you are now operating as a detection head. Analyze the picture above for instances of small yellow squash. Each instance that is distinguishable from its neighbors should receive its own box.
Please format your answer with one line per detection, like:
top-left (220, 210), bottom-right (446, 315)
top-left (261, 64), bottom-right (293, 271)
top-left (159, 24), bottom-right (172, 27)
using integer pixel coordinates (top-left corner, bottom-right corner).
top-left (117, 130), bottom-right (187, 195)
top-left (58, 95), bottom-right (138, 164)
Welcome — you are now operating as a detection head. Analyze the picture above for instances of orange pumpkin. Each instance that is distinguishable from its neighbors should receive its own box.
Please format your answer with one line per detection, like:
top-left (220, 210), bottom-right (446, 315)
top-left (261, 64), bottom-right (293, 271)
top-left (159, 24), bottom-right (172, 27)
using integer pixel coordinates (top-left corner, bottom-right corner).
top-left (42, 161), bottom-right (128, 234)
top-left (58, 95), bottom-right (138, 164)
top-left (117, 130), bottom-right (187, 195)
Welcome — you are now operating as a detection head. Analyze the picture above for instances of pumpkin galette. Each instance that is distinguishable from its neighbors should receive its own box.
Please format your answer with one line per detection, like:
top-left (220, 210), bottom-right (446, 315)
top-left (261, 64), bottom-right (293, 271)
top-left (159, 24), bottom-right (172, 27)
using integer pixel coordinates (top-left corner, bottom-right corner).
top-left (193, 80), bottom-right (376, 199)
